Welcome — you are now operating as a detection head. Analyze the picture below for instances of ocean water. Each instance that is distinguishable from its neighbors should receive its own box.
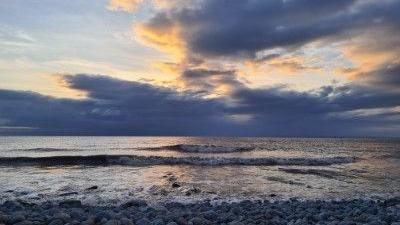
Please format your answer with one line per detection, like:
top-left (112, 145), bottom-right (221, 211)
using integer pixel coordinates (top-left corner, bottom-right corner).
top-left (0, 136), bottom-right (399, 204)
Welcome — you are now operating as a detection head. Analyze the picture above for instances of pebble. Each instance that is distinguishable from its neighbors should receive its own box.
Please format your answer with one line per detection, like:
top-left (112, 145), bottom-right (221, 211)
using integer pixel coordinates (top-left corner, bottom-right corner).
top-left (166, 222), bottom-right (178, 225)
top-left (48, 219), bottom-right (64, 225)
top-left (0, 198), bottom-right (398, 225)
top-left (59, 200), bottom-right (82, 208)
top-left (105, 219), bottom-right (121, 225)
top-left (122, 200), bottom-right (147, 209)
top-left (151, 218), bottom-right (164, 225)
top-left (172, 183), bottom-right (181, 188)
top-left (14, 221), bottom-right (33, 225)
top-left (136, 217), bottom-right (152, 225)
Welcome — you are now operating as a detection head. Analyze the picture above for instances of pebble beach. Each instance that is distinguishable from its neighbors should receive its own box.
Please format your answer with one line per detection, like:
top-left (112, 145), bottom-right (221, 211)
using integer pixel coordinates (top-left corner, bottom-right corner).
top-left (1, 198), bottom-right (400, 225)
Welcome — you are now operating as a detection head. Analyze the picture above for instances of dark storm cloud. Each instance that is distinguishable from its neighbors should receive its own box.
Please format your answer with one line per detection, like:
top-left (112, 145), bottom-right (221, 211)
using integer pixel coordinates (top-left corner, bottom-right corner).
top-left (227, 84), bottom-right (400, 136)
top-left (358, 64), bottom-right (400, 91)
top-left (230, 84), bottom-right (400, 116)
top-left (143, 0), bottom-right (400, 58)
top-left (181, 69), bottom-right (243, 93)
top-left (0, 74), bottom-right (232, 135)
top-left (0, 74), bottom-right (399, 136)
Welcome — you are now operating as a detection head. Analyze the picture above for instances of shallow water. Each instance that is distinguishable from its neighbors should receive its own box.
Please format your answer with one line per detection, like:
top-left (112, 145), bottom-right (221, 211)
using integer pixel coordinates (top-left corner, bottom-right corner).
top-left (0, 136), bottom-right (399, 204)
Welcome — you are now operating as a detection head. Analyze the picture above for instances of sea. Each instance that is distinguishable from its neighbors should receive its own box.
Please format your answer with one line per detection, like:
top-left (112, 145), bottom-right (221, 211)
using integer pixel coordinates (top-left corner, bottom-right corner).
top-left (0, 136), bottom-right (399, 205)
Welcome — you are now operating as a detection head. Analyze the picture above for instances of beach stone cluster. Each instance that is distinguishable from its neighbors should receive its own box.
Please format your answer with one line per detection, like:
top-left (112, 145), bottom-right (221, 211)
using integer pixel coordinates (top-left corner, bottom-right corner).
top-left (0, 198), bottom-right (399, 225)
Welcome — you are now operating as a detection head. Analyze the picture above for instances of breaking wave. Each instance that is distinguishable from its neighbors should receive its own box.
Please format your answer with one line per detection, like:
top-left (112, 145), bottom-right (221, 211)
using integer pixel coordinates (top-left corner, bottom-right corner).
top-left (0, 155), bottom-right (356, 167)
top-left (142, 144), bottom-right (255, 153)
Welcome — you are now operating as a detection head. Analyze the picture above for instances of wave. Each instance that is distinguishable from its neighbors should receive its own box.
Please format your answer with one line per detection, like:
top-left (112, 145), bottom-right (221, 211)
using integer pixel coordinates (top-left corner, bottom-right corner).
top-left (14, 148), bottom-right (77, 152)
top-left (0, 155), bottom-right (356, 167)
top-left (142, 144), bottom-right (255, 153)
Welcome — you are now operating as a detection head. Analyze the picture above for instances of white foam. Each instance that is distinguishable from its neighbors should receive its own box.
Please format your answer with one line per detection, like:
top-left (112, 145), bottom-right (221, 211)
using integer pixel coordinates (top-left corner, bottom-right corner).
top-left (107, 155), bottom-right (356, 166)
top-left (176, 144), bottom-right (254, 153)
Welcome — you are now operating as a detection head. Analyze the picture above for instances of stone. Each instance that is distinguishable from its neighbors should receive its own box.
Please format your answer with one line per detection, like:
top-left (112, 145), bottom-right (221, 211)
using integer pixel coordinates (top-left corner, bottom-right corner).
top-left (105, 219), bottom-right (121, 225)
top-left (81, 217), bottom-right (95, 225)
top-left (14, 221), bottom-right (33, 225)
top-left (136, 218), bottom-right (152, 225)
top-left (122, 200), bottom-right (147, 208)
top-left (3, 201), bottom-right (23, 211)
top-left (53, 212), bottom-right (71, 221)
top-left (9, 213), bottom-right (25, 224)
top-left (189, 217), bottom-right (210, 225)
top-left (48, 219), bottom-right (64, 225)
top-left (201, 211), bottom-right (218, 220)
top-left (87, 186), bottom-right (98, 190)
top-left (228, 221), bottom-right (244, 225)
top-left (0, 213), bottom-right (9, 223)
top-left (59, 200), bottom-right (82, 208)
top-left (172, 183), bottom-right (181, 188)
top-left (120, 218), bottom-right (134, 225)
top-left (151, 218), bottom-right (164, 225)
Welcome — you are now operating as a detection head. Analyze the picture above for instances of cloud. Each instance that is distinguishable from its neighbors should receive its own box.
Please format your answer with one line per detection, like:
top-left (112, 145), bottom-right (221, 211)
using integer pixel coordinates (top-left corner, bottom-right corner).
top-left (357, 63), bottom-right (400, 91)
top-left (131, 0), bottom-right (400, 95)
top-left (136, 0), bottom-right (360, 58)
top-left (0, 74), bottom-right (232, 135)
top-left (107, 0), bottom-right (144, 12)
top-left (227, 83), bottom-right (400, 136)
top-left (179, 0), bottom-right (399, 59)
top-left (0, 74), bottom-right (399, 136)
top-left (134, 12), bottom-right (186, 60)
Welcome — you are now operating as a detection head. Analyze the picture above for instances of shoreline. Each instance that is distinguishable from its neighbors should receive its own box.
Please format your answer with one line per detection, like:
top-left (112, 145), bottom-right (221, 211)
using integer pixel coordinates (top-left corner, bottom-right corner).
top-left (1, 197), bottom-right (399, 225)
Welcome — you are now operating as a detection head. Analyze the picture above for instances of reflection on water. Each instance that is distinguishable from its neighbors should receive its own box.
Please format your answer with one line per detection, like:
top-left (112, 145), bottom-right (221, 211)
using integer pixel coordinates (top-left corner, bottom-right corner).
top-left (0, 136), bottom-right (399, 204)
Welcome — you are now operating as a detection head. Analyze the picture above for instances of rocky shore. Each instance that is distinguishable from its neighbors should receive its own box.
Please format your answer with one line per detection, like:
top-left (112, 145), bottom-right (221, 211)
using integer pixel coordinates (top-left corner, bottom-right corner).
top-left (1, 198), bottom-right (399, 225)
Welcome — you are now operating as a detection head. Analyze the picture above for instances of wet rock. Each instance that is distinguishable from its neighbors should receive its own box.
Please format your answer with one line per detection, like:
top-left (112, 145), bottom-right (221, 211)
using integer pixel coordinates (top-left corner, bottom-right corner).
top-left (87, 186), bottom-right (98, 190)
top-left (185, 187), bottom-right (201, 196)
top-left (172, 183), bottom-right (181, 188)
top-left (168, 176), bottom-right (177, 182)
top-left (160, 189), bottom-right (168, 196)
top-left (58, 192), bottom-right (78, 197)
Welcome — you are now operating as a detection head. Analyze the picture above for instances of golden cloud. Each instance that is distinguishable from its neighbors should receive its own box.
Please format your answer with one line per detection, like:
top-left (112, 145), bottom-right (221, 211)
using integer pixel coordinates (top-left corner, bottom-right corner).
top-left (134, 22), bottom-right (186, 61)
top-left (107, 0), bottom-right (144, 12)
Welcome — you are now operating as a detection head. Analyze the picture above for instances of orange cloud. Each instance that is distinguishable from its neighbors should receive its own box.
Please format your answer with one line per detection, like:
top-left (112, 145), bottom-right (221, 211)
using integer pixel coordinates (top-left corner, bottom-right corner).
top-left (108, 0), bottom-right (144, 12)
top-left (134, 21), bottom-right (186, 60)
top-left (334, 38), bottom-right (399, 81)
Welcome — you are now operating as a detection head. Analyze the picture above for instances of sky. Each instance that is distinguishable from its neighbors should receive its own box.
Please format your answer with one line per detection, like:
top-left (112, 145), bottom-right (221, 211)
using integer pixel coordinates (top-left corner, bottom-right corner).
top-left (0, 0), bottom-right (399, 136)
